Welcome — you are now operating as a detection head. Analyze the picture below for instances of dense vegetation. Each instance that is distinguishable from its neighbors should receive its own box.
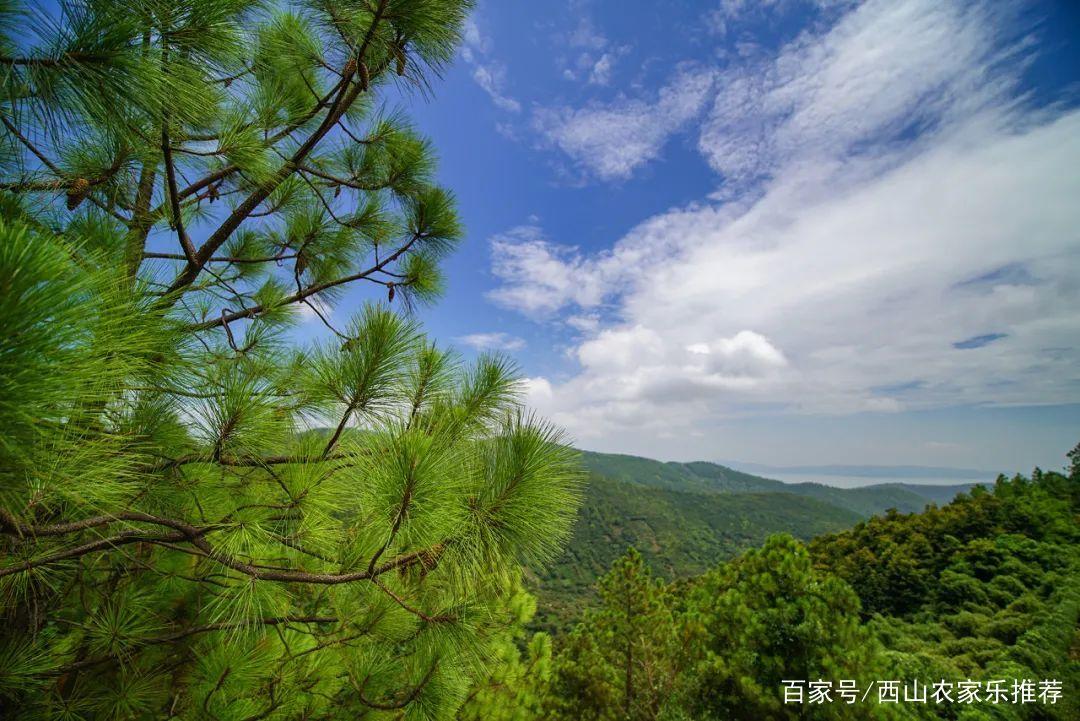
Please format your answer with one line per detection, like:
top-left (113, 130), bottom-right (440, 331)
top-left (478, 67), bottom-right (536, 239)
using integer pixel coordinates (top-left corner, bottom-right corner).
top-left (0, 1), bottom-right (584, 719)
top-left (477, 450), bottom-right (1079, 720)
top-left (581, 451), bottom-right (981, 516)
top-left (532, 470), bottom-right (862, 630)
top-left (532, 451), bottom-right (984, 629)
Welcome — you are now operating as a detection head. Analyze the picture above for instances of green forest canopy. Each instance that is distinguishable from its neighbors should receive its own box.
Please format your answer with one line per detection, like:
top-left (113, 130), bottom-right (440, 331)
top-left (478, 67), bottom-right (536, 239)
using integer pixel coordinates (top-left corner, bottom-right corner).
top-left (468, 456), bottom-right (1079, 721)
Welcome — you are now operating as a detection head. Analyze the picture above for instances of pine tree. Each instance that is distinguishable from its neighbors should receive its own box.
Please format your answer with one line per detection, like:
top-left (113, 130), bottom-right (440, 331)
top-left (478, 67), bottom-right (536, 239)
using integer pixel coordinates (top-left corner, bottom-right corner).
top-left (542, 549), bottom-right (687, 721)
top-left (683, 535), bottom-right (886, 721)
top-left (456, 579), bottom-right (553, 721)
top-left (0, 2), bottom-right (582, 719)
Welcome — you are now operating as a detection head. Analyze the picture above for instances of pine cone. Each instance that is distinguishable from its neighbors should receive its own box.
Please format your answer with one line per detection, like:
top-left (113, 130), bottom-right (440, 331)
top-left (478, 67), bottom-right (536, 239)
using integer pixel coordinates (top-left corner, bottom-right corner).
top-left (359, 61), bottom-right (370, 90)
top-left (66, 177), bottom-right (90, 210)
top-left (387, 282), bottom-right (395, 303)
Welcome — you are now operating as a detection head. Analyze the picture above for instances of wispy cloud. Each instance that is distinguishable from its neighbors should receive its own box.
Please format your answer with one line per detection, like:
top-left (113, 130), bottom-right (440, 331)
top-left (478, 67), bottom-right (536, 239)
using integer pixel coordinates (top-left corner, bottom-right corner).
top-left (461, 18), bottom-right (521, 113)
top-left (532, 65), bottom-right (716, 180)
top-left (703, 0), bottom-right (788, 38)
top-left (555, 9), bottom-right (627, 88)
top-left (698, 0), bottom-right (1026, 185)
top-left (456, 332), bottom-right (527, 352)
top-left (565, 10), bottom-right (609, 51)
top-left (561, 48), bottom-right (628, 87)
top-left (487, 224), bottom-right (643, 317)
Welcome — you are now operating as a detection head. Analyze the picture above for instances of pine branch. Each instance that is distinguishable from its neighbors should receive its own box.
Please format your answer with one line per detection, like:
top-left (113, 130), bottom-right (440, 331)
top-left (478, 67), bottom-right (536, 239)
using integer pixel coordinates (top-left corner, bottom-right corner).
top-left (369, 577), bottom-right (454, 624)
top-left (0, 506), bottom-right (451, 586)
top-left (142, 251), bottom-right (299, 264)
top-left (161, 120), bottom-right (198, 265)
top-left (356, 661), bottom-right (439, 710)
top-left (0, 114), bottom-right (131, 223)
top-left (191, 230), bottom-right (422, 331)
top-left (0, 530), bottom-right (190, 578)
top-left (51, 616), bottom-right (340, 674)
top-left (162, 1), bottom-right (393, 299)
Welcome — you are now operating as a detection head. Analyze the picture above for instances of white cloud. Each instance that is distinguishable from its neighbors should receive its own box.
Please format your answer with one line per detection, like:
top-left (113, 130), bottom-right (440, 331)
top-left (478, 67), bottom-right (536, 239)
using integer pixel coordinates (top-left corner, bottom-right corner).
top-left (491, 0), bottom-right (1080, 444)
top-left (533, 65), bottom-right (716, 180)
top-left (704, 0), bottom-right (785, 37)
top-left (566, 13), bottom-right (609, 51)
top-left (566, 314), bottom-right (602, 333)
top-left (486, 225), bottom-right (613, 316)
top-left (553, 1), bottom-right (627, 87)
top-left (456, 332), bottom-right (526, 352)
top-left (486, 220), bottom-right (687, 317)
top-left (471, 64), bottom-right (522, 113)
top-left (461, 17), bottom-right (521, 113)
top-left (296, 295), bottom-right (335, 325)
top-left (462, 18), bottom-right (488, 54)
top-left (588, 52), bottom-right (616, 85)
top-left (699, 0), bottom-right (1024, 184)
top-left (560, 47), bottom-right (628, 86)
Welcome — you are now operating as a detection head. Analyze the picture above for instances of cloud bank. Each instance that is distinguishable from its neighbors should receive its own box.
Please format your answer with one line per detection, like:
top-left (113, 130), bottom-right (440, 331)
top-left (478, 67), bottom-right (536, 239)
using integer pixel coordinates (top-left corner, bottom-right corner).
top-left (491, 0), bottom-right (1080, 443)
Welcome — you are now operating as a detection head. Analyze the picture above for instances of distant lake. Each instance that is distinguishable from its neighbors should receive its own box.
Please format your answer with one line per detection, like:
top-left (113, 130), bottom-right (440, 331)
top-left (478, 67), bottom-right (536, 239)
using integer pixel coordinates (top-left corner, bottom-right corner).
top-left (766, 472), bottom-right (998, 490)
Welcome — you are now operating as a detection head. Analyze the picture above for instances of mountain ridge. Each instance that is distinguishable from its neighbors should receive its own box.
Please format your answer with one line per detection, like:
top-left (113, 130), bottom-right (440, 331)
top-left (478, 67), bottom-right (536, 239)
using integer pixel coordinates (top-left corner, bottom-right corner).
top-left (578, 450), bottom-right (981, 516)
top-left (718, 459), bottom-right (999, 480)
top-left (532, 449), bottom-right (985, 629)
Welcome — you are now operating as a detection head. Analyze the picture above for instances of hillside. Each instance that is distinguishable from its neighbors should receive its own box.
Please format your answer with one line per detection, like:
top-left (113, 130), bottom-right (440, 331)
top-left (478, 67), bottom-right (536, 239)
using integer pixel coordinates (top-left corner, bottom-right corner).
top-left (532, 467), bottom-right (1080, 721)
top-left (531, 472), bottom-right (862, 629)
top-left (580, 450), bottom-right (977, 516)
top-left (529, 450), bottom-right (980, 629)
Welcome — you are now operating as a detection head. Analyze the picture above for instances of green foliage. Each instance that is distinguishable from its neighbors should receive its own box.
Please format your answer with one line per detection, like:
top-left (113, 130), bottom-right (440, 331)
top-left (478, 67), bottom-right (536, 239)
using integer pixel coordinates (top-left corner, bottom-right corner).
top-left (542, 549), bottom-right (686, 721)
top-left (809, 469), bottom-right (1080, 720)
top-left (0, 2), bottom-right (588, 719)
top-left (534, 471), bottom-right (861, 630)
top-left (456, 581), bottom-right (552, 721)
top-left (0, 213), bottom-right (582, 720)
top-left (540, 539), bottom-right (888, 721)
top-left (529, 460), bottom-right (1078, 721)
top-left (681, 536), bottom-right (885, 721)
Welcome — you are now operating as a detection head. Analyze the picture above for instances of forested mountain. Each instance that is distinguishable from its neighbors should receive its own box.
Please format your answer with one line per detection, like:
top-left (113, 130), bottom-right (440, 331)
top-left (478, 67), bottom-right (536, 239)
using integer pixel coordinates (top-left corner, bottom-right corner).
top-left (581, 450), bottom-right (979, 516)
top-left (529, 451), bottom-right (982, 628)
top-left (532, 472), bottom-right (862, 629)
top-left (727, 461), bottom-right (995, 480)
top-left (464, 455), bottom-right (1080, 721)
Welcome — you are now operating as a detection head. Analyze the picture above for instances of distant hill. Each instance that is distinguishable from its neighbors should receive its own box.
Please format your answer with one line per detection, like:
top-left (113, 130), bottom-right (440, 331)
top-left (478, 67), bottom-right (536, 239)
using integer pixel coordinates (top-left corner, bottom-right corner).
top-left (531, 472), bottom-right (861, 630)
top-left (579, 450), bottom-right (978, 516)
top-left (530, 450), bottom-right (980, 629)
top-left (722, 460), bottom-right (996, 480)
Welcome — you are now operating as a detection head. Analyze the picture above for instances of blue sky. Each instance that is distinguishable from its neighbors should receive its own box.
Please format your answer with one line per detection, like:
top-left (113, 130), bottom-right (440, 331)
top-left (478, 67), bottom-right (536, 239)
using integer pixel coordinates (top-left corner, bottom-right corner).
top-left (307, 0), bottom-right (1080, 472)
